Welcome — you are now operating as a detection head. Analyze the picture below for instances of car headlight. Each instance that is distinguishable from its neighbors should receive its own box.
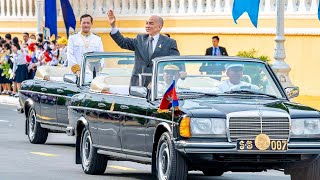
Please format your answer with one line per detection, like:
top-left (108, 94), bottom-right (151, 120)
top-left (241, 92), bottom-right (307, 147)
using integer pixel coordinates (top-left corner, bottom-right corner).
top-left (190, 118), bottom-right (226, 137)
top-left (291, 119), bottom-right (320, 137)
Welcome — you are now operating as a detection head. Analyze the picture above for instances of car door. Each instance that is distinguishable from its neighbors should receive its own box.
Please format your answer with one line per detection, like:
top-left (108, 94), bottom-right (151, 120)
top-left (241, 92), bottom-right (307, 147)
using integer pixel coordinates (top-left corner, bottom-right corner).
top-left (119, 95), bottom-right (149, 156)
top-left (55, 82), bottom-right (85, 127)
top-left (96, 94), bottom-right (122, 151)
top-left (38, 81), bottom-right (58, 124)
top-left (22, 80), bottom-right (43, 118)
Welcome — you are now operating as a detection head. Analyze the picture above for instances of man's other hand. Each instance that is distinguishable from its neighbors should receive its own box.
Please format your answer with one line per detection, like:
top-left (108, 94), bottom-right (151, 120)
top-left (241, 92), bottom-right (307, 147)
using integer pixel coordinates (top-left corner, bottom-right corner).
top-left (107, 9), bottom-right (116, 28)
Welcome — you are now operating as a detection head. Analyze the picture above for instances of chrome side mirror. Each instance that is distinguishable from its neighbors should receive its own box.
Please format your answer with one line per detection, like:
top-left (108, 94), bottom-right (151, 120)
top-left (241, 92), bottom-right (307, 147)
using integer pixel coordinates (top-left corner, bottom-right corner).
top-left (285, 86), bottom-right (299, 99)
top-left (63, 74), bottom-right (77, 84)
top-left (130, 86), bottom-right (148, 98)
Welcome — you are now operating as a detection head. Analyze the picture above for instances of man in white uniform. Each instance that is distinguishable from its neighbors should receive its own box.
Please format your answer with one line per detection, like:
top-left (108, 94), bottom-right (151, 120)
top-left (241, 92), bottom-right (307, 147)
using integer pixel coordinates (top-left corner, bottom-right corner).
top-left (217, 64), bottom-right (259, 93)
top-left (67, 14), bottom-right (104, 74)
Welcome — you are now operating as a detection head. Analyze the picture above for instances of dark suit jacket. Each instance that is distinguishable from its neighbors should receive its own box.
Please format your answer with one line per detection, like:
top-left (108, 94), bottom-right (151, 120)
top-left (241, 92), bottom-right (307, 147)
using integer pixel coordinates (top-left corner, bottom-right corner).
top-left (110, 31), bottom-right (180, 87)
top-left (201, 46), bottom-right (228, 80)
top-left (205, 46), bottom-right (228, 56)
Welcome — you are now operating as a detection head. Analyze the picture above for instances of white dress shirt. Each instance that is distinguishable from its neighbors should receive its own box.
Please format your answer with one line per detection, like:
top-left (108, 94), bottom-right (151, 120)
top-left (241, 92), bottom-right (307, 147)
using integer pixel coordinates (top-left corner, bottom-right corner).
top-left (67, 32), bottom-right (104, 71)
top-left (217, 80), bottom-right (259, 93)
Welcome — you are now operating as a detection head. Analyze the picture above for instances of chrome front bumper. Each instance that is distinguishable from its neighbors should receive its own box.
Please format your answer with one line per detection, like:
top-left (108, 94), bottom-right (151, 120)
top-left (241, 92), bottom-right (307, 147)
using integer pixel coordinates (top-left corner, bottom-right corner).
top-left (175, 141), bottom-right (320, 154)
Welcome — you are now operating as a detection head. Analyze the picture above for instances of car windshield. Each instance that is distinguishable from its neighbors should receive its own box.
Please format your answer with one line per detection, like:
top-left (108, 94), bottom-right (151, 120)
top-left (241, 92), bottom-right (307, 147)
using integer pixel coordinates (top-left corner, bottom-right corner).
top-left (155, 60), bottom-right (284, 99)
top-left (83, 54), bottom-right (134, 94)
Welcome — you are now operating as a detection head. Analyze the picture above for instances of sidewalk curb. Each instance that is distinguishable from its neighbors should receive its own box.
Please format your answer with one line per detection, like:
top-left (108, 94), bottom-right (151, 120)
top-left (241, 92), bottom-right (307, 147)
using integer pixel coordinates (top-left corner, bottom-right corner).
top-left (0, 95), bottom-right (20, 106)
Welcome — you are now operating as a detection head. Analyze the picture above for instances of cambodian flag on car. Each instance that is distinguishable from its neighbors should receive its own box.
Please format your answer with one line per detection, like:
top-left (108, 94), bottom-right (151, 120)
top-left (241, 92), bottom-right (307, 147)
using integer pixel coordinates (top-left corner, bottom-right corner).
top-left (158, 80), bottom-right (179, 113)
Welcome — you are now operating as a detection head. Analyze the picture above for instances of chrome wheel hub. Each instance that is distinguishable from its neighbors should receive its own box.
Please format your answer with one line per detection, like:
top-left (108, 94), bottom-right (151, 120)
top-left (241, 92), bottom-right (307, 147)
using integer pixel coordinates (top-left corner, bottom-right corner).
top-left (28, 110), bottom-right (36, 140)
top-left (158, 141), bottom-right (170, 180)
top-left (81, 131), bottom-right (92, 167)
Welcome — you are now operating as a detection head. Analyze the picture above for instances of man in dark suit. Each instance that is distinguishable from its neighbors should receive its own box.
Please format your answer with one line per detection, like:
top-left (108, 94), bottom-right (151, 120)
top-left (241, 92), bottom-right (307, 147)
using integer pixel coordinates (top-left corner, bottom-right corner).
top-left (205, 36), bottom-right (228, 56)
top-left (201, 36), bottom-right (228, 80)
top-left (107, 10), bottom-right (180, 87)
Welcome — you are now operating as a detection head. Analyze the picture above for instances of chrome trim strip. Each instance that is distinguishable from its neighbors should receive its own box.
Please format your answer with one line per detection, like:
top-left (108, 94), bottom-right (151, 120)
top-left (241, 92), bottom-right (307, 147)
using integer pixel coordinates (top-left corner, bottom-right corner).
top-left (68, 106), bottom-right (176, 124)
top-left (94, 144), bottom-right (122, 152)
top-left (37, 120), bottom-right (68, 127)
top-left (288, 143), bottom-right (320, 149)
top-left (19, 90), bottom-right (72, 99)
top-left (175, 141), bottom-right (236, 149)
top-left (121, 148), bottom-right (149, 156)
top-left (97, 149), bottom-right (151, 163)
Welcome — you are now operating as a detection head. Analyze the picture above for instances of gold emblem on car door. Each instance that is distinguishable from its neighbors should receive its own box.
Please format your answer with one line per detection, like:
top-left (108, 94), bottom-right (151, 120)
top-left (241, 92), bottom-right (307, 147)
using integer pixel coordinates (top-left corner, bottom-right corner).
top-left (110, 101), bottom-right (115, 112)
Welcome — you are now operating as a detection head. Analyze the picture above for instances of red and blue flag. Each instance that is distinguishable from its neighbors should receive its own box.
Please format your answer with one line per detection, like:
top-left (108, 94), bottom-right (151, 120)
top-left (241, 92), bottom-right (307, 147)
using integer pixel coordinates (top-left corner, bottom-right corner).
top-left (158, 80), bottom-right (179, 113)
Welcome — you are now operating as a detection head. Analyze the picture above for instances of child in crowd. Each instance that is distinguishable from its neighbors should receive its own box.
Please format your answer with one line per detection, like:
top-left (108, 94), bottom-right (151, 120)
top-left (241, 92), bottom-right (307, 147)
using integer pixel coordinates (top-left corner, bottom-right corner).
top-left (57, 37), bottom-right (68, 66)
top-left (0, 43), bottom-right (13, 95)
top-left (48, 40), bottom-right (59, 66)
top-left (26, 43), bottom-right (38, 79)
top-left (11, 43), bottom-right (28, 97)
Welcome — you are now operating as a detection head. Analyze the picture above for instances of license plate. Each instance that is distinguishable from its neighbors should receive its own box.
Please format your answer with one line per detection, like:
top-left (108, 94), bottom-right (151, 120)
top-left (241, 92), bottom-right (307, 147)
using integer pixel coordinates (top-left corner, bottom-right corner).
top-left (236, 139), bottom-right (288, 151)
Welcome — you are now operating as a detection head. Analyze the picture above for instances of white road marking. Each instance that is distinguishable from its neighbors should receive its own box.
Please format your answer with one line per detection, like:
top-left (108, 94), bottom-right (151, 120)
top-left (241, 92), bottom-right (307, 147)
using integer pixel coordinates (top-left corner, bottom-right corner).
top-left (0, 120), bottom-right (10, 123)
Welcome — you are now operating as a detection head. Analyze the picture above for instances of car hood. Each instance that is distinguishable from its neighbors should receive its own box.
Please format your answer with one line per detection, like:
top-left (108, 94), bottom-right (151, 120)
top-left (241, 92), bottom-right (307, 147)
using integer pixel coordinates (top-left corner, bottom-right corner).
top-left (180, 96), bottom-right (320, 119)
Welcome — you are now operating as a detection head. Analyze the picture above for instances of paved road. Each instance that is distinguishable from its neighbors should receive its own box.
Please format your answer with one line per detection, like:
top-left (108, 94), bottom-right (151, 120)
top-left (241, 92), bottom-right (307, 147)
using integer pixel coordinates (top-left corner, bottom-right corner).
top-left (0, 103), bottom-right (291, 180)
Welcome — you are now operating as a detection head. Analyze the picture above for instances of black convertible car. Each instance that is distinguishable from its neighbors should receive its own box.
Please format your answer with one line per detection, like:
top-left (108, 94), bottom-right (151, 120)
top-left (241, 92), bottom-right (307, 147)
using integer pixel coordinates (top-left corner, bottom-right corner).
top-left (66, 55), bottom-right (320, 180)
top-left (19, 52), bottom-right (134, 144)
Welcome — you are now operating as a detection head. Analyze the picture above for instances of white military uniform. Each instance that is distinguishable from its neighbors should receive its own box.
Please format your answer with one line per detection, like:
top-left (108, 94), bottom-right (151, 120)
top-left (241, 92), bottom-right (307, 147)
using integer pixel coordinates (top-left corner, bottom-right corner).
top-left (217, 80), bottom-right (259, 93)
top-left (67, 31), bottom-right (104, 72)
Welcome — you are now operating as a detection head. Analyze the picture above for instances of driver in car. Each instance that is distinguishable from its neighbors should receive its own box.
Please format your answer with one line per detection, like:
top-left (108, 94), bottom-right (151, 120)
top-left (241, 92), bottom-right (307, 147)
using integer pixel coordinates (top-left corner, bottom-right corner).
top-left (157, 64), bottom-right (184, 96)
top-left (217, 64), bottom-right (259, 93)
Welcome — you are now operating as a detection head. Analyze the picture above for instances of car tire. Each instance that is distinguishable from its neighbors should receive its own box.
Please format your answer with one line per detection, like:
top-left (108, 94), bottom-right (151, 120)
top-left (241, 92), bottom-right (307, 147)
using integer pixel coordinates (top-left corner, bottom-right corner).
top-left (27, 108), bottom-right (48, 144)
top-left (156, 132), bottom-right (188, 180)
top-left (202, 169), bottom-right (224, 176)
top-left (80, 128), bottom-right (108, 175)
top-left (289, 157), bottom-right (320, 180)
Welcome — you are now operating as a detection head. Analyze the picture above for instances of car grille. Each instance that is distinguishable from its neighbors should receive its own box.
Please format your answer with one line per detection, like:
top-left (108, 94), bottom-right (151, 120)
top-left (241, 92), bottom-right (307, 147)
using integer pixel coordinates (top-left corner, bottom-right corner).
top-left (229, 117), bottom-right (290, 142)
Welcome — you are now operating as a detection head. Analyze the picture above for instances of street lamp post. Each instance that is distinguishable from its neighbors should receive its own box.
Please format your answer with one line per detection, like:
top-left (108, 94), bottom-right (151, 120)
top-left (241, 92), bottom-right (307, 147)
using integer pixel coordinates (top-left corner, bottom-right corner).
top-left (36, 0), bottom-right (44, 34)
top-left (272, 0), bottom-right (292, 88)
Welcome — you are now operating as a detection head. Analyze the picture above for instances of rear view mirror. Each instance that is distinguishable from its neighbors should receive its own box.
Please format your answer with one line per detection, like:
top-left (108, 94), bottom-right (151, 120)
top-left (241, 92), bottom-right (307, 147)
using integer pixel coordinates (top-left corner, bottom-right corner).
top-left (285, 86), bottom-right (299, 99)
top-left (63, 74), bottom-right (77, 84)
top-left (130, 86), bottom-right (148, 98)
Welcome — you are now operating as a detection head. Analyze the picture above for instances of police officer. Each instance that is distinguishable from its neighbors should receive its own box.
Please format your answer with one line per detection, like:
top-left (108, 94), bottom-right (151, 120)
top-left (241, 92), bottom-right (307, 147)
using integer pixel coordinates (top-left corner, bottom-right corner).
top-left (67, 14), bottom-right (104, 74)
top-left (157, 64), bottom-right (181, 96)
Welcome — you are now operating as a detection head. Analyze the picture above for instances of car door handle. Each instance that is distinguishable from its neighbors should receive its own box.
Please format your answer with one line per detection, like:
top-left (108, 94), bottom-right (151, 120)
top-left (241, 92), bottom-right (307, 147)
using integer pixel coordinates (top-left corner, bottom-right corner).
top-left (41, 88), bottom-right (47, 92)
top-left (98, 103), bottom-right (106, 108)
top-left (120, 105), bottom-right (129, 110)
top-left (57, 89), bottom-right (64, 93)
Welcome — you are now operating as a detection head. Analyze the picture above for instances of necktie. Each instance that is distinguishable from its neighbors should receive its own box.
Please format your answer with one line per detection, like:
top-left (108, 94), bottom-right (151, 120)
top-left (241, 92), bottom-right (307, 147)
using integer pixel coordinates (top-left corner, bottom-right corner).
top-left (214, 47), bottom-right (217, 56)
top-left (148, 36), bottom-right (154, 60)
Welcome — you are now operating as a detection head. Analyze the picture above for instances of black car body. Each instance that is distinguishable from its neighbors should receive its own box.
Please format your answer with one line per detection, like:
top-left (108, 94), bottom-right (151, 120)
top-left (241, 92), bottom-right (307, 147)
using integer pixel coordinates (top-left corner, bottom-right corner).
top-left (19, 52), bottom-right (134, 144)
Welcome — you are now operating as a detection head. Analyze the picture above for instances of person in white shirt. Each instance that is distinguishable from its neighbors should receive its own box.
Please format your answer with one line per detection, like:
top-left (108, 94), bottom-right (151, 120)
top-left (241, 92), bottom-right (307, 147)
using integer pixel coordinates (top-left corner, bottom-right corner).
top-left (57, 37), bottom-right (68, 66)
top-left (217, 64), bottom-right (259, 93)
top-left (67, 14), bottom-right (104, 74)
top-left (48, 40), bottom-right (59, 66)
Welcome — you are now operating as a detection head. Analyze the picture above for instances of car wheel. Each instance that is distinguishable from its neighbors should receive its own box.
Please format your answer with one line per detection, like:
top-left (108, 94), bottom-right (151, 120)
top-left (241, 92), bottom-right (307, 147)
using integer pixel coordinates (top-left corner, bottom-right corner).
top-left (156, 132), bottom-right (188, 180)
top-left (289, 157), bottom-right (320, 180)
top-left (202, 169), bottom-right (224, 176)
top-left (27, 108), bottom-right (48, 144)
top-left (80, 128), bottom-right (108, 175)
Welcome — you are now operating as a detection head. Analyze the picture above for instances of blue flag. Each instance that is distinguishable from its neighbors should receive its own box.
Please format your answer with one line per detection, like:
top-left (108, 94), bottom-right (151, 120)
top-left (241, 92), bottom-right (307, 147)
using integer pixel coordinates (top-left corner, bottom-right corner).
top-left (232, 0), bottom-right (260, 28)
top-left (318, 1), bottom-right (320, 20)
top-left (60, 0), bottom-right (76, 37)
top-left (45, 0), bottom-right (57, 37)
